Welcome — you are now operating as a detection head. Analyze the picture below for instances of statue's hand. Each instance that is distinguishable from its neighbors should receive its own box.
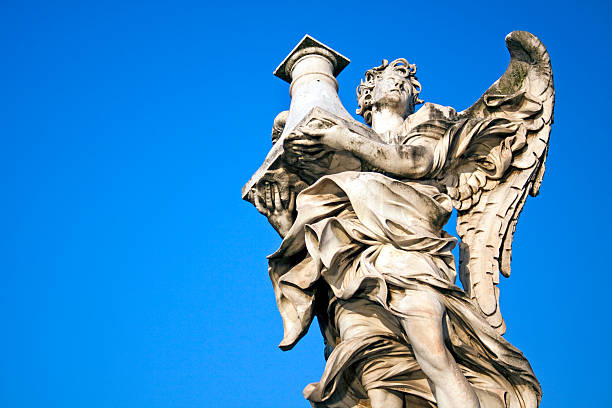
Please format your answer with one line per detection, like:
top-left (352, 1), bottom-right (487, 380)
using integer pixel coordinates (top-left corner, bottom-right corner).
top-left (253, 181), bottom-right (296, 238)
top-left (284, 119), bottom-right (348, 157)
top-left (297, 119), bottom-right (347, 151)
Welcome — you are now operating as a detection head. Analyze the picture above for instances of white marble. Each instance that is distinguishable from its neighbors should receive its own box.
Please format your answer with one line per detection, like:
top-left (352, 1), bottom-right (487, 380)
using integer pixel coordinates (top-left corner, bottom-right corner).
top-left (244, 31), bottom-right (554, 408)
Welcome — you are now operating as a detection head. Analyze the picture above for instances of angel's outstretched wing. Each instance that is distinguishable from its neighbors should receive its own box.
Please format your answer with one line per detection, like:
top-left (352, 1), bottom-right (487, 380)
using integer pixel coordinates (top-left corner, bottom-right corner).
top-left (433, 31), bottom-right (554, 334)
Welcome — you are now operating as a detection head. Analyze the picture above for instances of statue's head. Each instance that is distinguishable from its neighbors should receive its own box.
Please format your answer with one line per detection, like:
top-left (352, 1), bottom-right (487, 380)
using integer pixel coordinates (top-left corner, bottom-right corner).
top-left (356, 58), bottom-right (423, 125)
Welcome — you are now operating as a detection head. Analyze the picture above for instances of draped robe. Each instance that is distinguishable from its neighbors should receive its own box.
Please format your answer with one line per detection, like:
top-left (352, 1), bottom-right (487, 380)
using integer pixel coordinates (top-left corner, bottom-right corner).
top-left (267, 108), bottom-right (542, 408)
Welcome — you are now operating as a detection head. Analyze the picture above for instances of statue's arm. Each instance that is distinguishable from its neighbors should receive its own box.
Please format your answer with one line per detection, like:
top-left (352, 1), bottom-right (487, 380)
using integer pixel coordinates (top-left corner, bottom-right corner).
top-left (341, 129), bottom-right (434, 178)
top-left (291, 124), bottom-right (435, 179)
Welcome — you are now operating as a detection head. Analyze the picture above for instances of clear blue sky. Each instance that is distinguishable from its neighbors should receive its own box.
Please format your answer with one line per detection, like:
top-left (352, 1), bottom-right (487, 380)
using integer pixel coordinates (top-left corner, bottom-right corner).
top-left (2, 1), bottom-right (610, 407)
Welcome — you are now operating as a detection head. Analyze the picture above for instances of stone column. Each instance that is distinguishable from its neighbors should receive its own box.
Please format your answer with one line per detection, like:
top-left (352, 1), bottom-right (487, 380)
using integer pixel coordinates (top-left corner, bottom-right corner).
top-left (274, 35), bottom-right (351, 138)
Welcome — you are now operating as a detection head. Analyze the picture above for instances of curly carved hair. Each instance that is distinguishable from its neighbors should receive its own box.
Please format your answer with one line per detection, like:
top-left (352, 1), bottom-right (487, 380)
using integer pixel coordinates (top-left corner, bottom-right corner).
top-left (356, 58), bottom-right (423, 125)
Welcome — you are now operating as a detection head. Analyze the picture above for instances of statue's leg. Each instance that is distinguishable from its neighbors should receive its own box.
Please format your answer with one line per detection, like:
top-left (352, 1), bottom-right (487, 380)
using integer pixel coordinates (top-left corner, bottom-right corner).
top-left (395, 290), bottom-right (480, 408)
top-left (367, 388), bottom-right (403, 408)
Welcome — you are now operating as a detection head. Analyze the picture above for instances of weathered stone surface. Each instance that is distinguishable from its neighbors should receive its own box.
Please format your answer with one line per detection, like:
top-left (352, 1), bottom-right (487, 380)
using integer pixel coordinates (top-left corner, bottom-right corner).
top-left (244, 32), bottom-right (554, 408)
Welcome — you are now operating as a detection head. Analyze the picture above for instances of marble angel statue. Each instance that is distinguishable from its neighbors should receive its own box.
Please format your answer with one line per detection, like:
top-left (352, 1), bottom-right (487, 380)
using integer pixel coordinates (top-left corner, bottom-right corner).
top-left (246, 31), bottom-right (554, 408)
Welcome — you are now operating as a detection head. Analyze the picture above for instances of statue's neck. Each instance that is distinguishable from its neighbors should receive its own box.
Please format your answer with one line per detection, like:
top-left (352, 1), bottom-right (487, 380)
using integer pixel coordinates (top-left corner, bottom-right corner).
top-left (371, 108), bottom-right (405, 142)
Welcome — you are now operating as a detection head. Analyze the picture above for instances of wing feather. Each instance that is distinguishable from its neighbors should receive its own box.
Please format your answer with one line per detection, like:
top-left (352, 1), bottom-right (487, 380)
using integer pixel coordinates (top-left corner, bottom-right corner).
top-left (442, 31), bottom-right (554, 334)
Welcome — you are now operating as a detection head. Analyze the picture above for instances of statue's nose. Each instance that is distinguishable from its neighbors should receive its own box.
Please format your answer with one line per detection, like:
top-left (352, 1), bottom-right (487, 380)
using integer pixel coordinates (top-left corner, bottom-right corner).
top-left (373, 78), bottom-right (398, 99)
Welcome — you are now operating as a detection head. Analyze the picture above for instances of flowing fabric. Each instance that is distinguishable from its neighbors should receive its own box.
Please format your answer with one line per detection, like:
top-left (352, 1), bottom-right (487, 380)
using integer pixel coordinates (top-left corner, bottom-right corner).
top-left (268, 172), bottom-right (541, 408)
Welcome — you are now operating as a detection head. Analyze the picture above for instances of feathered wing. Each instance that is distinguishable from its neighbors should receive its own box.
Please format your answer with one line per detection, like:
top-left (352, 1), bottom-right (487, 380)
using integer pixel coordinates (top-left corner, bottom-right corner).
top-left (435, 31), bottom-right (555, 334)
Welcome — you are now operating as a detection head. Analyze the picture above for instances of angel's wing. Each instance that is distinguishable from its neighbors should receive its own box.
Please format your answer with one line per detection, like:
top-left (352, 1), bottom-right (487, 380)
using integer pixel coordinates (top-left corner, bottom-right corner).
top-left (436, 31), bottom-right (555, 334)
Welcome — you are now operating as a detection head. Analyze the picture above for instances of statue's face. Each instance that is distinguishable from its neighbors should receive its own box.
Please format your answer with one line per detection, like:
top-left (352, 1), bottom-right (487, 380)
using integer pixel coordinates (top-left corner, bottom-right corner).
top-left (372, 69), bottom-right (412, 116)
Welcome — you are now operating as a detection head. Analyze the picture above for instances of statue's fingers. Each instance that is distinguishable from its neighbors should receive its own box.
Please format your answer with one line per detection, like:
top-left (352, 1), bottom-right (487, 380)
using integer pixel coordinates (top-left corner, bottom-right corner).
top-left (285, 141), bottom-right (311, 155)
top-left (290, 139), bottom-right (319, 146)
top-left (254, 194), bottom-right (269, 216)
top-left (307, 149), bottom-right (328, 159)
top-left (264, 182), bottom-right (273, 209)
top-left (294, 146), bottom-right (325, 155)
top-left (284, 144), bottom-right (298, 155)
top-left (279, 183), bottom-right (290, 204)
top-left (300, 127), bottom-right (326, 138)
top-left (298, 142), bottom-right (325, 150)
top-left (288, 190), bottom-right (296, 213)
top-left (285, 130), bottom-right (304, 141)
top-left (272, 184), bottom-right (284, 210)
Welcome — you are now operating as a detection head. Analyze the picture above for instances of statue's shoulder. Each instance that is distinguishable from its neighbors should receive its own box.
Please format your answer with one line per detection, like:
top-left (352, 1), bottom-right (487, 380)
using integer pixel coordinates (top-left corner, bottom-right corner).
top-left (403, 102), bottom-right (457, 130)
top-left (398, 103), bottom-right (457, 145)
